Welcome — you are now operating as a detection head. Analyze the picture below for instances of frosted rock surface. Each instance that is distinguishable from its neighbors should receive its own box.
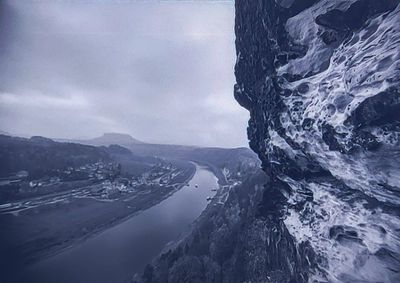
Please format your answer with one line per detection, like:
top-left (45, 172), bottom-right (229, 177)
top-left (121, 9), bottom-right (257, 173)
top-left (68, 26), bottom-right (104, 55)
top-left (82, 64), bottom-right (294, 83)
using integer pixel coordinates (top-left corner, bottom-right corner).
top-left (235, 0), bottom-right (400, 282)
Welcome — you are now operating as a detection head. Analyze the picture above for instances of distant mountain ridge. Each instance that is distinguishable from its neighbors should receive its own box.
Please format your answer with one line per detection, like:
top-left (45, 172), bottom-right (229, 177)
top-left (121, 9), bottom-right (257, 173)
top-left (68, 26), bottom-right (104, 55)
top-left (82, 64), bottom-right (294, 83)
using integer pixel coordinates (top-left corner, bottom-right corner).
top-left (3, 133), bottom-right (257, 178)
top-left (0, 134), bottom-right (111, 179)
top-left (56, 133), bottom-right (255, 167)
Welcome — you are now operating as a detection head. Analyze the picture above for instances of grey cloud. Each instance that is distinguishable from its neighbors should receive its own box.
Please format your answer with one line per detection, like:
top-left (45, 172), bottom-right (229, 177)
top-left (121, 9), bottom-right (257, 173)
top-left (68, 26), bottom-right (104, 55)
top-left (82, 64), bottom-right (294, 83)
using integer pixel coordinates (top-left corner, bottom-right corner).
top-left (0, 0), bottom-right (249, 147)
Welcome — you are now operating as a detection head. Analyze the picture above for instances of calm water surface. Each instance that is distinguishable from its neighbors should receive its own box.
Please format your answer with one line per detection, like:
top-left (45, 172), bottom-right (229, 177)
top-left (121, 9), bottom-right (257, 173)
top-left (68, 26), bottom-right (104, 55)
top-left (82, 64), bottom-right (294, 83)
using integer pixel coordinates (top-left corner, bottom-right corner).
top-left (19, 165), bottom-right (218, 283)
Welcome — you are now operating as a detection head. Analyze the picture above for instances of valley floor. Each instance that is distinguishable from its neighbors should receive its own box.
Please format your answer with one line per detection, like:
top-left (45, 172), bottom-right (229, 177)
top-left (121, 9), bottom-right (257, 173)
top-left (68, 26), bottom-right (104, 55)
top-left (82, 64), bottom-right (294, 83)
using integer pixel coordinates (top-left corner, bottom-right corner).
top-left (0, 162), bottom-right (195, 281)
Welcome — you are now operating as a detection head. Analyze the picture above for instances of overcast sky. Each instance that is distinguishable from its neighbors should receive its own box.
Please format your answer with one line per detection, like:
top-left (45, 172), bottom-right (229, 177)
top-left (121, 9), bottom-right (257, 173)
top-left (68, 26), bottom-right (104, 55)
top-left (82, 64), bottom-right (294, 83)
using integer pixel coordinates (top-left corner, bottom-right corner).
top-left (0, 0), bottom-right (249, 148)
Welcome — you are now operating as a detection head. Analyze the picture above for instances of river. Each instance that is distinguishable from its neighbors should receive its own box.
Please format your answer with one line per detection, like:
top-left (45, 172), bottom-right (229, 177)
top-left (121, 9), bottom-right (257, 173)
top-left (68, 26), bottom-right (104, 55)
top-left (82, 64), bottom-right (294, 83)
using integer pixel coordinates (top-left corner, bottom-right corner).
top-left (18, 165), bottom-right (218, 283)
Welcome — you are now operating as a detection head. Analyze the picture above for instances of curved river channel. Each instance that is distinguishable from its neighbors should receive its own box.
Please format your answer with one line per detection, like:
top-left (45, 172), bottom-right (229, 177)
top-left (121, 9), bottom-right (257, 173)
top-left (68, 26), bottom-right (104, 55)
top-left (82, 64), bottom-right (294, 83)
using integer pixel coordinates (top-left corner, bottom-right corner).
top-left (19, 165), bottom-right (218, 283)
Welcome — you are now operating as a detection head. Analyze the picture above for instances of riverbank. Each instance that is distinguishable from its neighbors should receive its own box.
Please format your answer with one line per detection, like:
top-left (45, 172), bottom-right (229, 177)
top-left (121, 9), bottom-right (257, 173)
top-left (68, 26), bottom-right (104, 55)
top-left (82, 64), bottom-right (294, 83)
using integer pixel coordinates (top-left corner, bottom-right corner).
top-left (136, 165), bottom-right (267, 283)
top-left (15, 165), bottom-right (218, 283)
top-left (0, 162), bottom-right (195, 282)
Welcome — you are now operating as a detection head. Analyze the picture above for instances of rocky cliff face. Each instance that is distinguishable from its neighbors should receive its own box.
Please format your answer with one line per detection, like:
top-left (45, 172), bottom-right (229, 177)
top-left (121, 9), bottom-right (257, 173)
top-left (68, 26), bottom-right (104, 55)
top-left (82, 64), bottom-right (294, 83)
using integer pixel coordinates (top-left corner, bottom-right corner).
top-left (138, 1), bottom-right (400, 282)
top-left (235, 0), bottom-right (400, 282)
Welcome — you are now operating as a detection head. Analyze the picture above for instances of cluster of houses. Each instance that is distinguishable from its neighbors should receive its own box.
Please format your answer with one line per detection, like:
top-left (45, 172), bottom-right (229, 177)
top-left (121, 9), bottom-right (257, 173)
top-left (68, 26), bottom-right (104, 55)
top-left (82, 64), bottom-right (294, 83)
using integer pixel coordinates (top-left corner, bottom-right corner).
top-left (1, 161), bottom-right (184, 202)
top-left (90, 163), bottom-right (182, 200)
top-left (133, 163), bottom-right (181, 186)
top-left (0, 161), bottom-right (119, 191)
top-left (61, 161), bottom-right (119, 181)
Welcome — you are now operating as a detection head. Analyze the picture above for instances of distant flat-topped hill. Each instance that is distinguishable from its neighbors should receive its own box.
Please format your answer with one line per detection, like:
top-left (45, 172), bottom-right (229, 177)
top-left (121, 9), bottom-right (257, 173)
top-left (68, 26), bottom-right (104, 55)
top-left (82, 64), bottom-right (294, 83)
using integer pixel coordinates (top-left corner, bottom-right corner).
top-left (56, 133), bottom-right (144, 147)
top-left (86, 133), bottom-right (143, 146)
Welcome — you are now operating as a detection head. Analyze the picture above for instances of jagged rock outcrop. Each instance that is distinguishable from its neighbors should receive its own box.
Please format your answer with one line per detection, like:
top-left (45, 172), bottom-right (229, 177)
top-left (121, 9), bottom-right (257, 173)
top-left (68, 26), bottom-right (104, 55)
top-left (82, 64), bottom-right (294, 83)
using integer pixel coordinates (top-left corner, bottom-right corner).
top-left (235, 0), bottom-right (400, 282)
top-left (139, 1), bottom-right (400, 282)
